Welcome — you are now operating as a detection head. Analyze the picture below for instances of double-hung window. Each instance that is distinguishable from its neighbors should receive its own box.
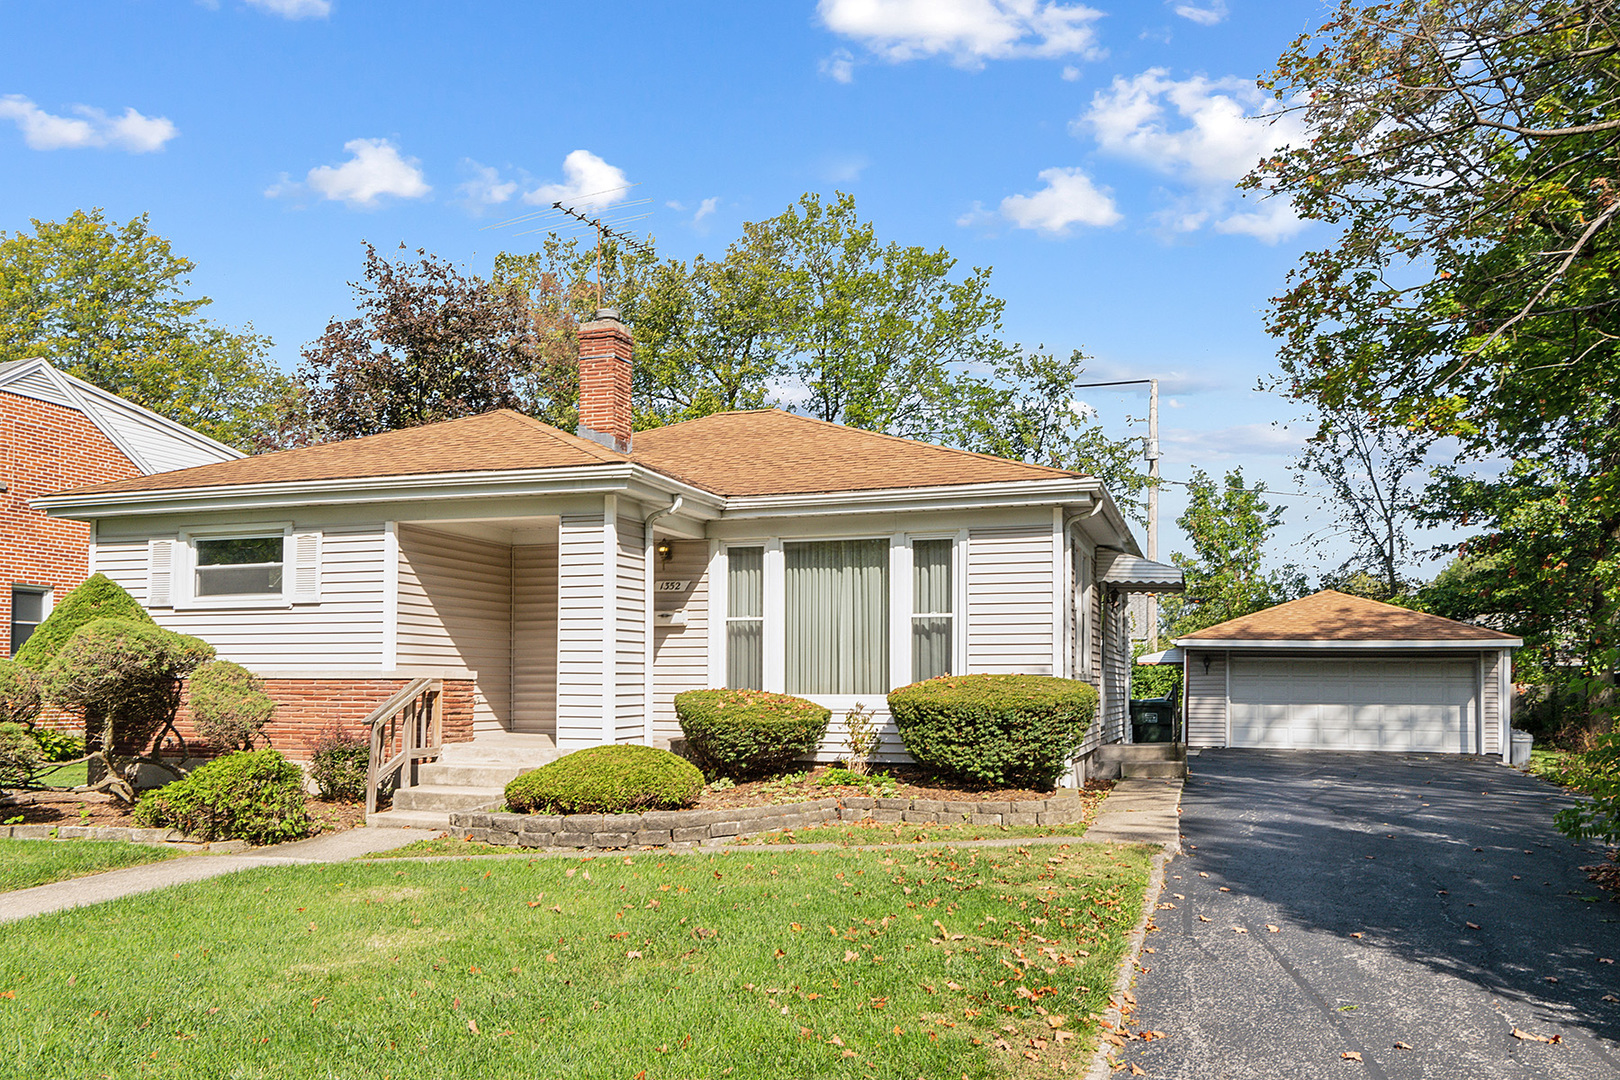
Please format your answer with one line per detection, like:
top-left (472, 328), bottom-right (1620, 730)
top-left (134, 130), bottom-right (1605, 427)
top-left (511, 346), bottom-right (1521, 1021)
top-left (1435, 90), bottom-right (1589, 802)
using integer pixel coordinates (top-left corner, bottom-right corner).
top-left (194, 536), bottom-right (285, 598)
top-left (725, 546), bottom-right (764, 690)
top-left (910, 539), bottom-right (953, 681)
top-left (9, 587), bottom-right (48, 656)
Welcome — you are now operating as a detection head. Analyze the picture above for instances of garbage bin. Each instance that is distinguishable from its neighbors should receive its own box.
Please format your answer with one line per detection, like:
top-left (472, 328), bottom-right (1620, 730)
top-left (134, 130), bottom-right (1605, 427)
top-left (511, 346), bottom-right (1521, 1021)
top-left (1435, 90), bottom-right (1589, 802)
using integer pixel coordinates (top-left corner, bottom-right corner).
top-left (1510, 730), bottom-right (1533, 767)
top-left (1130, 698), bottom-right (1178, 743)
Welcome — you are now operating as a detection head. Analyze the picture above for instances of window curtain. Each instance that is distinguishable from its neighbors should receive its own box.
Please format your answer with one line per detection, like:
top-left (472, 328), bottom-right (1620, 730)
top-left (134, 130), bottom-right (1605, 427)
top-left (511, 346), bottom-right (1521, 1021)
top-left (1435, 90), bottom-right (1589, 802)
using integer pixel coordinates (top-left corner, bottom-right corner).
top-left (911, 538), bottom-right (952, 682)
top-left (785, 539), bottom-right (889, 695)
top-left (726, 547), bottom-right (763, 690)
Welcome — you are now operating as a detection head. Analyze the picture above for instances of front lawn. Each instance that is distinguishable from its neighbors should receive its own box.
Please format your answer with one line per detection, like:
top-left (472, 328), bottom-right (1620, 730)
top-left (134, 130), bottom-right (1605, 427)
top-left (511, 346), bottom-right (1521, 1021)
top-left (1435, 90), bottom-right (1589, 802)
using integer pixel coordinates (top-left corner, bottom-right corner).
top-left (0, 844), bottom-right (1154, 1079)
top-left (0, 837), bottom-right (180, 892)
top-left (735, 821), bottom-right (1091, 846)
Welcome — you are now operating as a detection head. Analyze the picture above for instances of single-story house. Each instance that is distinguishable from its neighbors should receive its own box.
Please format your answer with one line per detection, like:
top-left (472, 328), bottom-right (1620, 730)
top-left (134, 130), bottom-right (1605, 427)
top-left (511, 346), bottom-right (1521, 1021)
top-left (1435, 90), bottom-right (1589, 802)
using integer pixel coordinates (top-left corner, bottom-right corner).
top-left (2, 357), bottom-right (242, 657)
top-left (1176, 590), bottom-right (1520, 759)
top-left (32, 310), bottom-right (1182, 783)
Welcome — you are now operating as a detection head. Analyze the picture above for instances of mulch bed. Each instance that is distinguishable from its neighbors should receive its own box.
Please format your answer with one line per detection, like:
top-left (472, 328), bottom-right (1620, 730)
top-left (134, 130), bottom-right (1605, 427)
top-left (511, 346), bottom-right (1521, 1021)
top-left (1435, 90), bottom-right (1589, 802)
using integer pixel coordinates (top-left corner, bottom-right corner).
top-left (692, 763), bottom-right (1089, 810)
top-left (0, 788), bottom-right (366, 834)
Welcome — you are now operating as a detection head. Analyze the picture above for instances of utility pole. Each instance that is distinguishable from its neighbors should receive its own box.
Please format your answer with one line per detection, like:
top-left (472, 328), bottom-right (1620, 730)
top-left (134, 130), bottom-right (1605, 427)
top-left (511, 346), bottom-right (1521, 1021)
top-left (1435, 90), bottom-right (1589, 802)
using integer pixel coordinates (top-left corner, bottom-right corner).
top-left (1072, 377), bottom-right (1162, 649)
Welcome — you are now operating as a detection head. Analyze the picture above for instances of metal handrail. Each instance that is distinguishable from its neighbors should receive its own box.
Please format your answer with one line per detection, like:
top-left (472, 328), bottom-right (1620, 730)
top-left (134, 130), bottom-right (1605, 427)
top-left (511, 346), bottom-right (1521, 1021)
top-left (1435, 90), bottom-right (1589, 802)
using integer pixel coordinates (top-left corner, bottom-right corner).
top-left (364, 677), bottom-right (444, 815)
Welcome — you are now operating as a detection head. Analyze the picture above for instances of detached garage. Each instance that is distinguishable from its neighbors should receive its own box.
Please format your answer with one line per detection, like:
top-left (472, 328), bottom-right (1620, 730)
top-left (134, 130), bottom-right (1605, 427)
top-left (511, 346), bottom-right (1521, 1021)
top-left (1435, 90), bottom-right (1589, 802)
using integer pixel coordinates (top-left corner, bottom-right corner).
top-left (1176, 591), bottom-right (1520, 759)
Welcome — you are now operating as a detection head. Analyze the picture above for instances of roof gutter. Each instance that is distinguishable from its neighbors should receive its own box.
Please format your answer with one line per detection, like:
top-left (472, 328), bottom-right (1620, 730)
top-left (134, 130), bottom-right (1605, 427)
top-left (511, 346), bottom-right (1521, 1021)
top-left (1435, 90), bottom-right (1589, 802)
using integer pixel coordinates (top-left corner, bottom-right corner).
top-left (1173, 638), bottom-right (1524, 650)
top-left (718, 478), bottom-right (1102, 519)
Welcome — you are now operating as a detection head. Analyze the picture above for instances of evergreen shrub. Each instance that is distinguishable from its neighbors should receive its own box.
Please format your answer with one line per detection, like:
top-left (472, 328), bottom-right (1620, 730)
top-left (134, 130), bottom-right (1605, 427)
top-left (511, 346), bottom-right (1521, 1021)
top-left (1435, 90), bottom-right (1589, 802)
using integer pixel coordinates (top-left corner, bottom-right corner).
top-left (133, 749), bottom-right (312, 845)
top-left (14, 574), bottom-right (154, 670)
top-left (504, 744), bottom-right (704, 815)
top-left (887, 673), bottom-right (1098, 790)
top-left (674, 689), bottom-right (832, 780)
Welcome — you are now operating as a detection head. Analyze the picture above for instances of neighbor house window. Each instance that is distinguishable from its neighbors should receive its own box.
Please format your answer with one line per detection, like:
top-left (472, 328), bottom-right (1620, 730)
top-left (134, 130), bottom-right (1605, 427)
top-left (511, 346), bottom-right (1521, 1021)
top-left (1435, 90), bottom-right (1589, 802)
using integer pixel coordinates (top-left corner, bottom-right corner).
top-left (911, 539), bottom-right (952, 681)
top-left (785, 539), bottom-right (889, 695)
top-left (194, 536), bottom-right (284, 597)
top-left (9, 587), bottom-right (48, 656)
top-left (726, 546), bottom-right (764, 690)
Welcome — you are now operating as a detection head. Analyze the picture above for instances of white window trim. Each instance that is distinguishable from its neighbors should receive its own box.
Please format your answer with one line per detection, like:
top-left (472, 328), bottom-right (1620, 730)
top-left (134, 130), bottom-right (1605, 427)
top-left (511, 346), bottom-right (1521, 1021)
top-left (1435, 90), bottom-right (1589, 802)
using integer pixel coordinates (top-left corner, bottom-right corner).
top-left (176, 522), bottom-right (295, 610)
top-left (905, 533), bottom-right (957, 683)
top-left (716, 540), bottom-right (767, 691)
top-left (9, 584), bottom-right (52, 657)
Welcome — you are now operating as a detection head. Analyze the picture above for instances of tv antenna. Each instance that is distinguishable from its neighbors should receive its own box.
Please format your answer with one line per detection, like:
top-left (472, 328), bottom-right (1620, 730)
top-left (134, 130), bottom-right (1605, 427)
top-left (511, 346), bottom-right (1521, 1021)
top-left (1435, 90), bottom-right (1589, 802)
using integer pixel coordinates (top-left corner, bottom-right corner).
top-left (482, 183), bottom-right (654, 307)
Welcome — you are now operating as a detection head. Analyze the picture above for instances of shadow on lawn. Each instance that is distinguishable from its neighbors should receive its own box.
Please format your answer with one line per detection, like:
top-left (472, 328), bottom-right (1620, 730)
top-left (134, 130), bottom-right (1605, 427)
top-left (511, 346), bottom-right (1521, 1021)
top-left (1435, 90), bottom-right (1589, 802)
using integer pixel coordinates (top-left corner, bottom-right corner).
top-left (1181, 750), bottom-right (1620, 1049)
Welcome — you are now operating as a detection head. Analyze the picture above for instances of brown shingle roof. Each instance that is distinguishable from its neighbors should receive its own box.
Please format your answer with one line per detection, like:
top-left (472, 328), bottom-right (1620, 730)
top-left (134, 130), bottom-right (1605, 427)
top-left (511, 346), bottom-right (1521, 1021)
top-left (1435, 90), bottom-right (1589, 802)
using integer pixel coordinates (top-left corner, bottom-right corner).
top-left (55, 410), bottom-right (629, 496)
top-left (1178, 590), bottom-right (1517, 643)
top-left (628, 409), bottom-right (1082, 496)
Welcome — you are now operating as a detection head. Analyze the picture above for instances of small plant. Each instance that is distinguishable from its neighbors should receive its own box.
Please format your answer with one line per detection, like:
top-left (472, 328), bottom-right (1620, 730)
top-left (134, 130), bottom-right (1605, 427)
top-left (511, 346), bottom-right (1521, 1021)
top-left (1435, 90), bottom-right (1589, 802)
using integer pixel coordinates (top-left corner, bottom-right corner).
top-left (674, 689), bottom-right (832, 780)
top-left (0, 722), bottom-right (44, 787)
top-left (816, 767), bottom-right (897, 796)
top-left (842, 701), bottom-right (880, 775)
top-left (31, 728), bottom-right (85, 763)
top-left (133, 749), bottom-right (312, 845)
top-left (705, 776), bottom-right (735, 793)
top-left (504, 745), bottom-right (704, 815)
top-left (1555, 732), bottom-right (1620, 844)
top-left (309, 729), bottom-right (370, 801)
top-left (188, 661), bottom-right (276, 751)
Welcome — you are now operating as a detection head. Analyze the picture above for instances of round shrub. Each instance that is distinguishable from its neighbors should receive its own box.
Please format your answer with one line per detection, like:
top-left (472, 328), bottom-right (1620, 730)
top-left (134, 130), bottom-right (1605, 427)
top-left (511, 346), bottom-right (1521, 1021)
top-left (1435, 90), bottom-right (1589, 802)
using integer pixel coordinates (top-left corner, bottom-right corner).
top-left (0, 660), bottom-right (43, 725)
top-left (674, 689), bottom-right (832, 780)
top-left (189, 660), bottom-right (276, 751)
top-left (133, 749), bottom-right (312, 845)
top-left (43, 618), bottom-right (215, 754)
top-left (888, 674), bottom-right (1098, 790)
top-left (504, 744), bottom-right (704, 815)
top-left (0, 722), bottom-right (43, 786)
top-left (309, 729), bottom-right (370, 801)
top-left (14, 573), bottom-right (155, 670)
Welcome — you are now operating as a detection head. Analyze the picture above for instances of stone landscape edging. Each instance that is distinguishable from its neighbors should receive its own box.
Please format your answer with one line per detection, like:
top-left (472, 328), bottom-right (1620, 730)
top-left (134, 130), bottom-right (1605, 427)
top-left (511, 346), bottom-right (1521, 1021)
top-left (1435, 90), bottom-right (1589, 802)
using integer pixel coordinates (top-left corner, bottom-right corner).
top-left (447, 792), bottom-right (1089, 849)
top-left (0, 823), bottom-right (248, 852)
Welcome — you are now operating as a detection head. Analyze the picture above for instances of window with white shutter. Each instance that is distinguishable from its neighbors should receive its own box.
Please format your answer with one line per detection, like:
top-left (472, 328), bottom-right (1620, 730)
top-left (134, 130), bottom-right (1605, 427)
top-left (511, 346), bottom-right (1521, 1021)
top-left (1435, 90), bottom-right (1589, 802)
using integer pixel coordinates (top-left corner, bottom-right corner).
top-left (148, 539), bottom-right (174, 608)
top-left (291, 532), bottom-right (321, 603)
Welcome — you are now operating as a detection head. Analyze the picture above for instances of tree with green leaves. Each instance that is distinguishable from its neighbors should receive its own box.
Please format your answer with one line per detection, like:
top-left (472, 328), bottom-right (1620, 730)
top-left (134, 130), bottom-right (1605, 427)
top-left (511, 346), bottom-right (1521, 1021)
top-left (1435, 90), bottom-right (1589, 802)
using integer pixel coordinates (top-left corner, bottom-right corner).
top-left (0, 209), bottom-right (289, 447)
top-left (1161, 468), bottom-right (1307, 636)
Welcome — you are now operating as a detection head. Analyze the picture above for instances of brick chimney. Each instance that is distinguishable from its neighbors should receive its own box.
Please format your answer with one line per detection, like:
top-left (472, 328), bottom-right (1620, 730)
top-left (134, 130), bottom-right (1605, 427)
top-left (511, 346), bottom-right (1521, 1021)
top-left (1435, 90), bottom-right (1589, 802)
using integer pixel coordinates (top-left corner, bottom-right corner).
top-left (576, 307), bottom-right (633, 453)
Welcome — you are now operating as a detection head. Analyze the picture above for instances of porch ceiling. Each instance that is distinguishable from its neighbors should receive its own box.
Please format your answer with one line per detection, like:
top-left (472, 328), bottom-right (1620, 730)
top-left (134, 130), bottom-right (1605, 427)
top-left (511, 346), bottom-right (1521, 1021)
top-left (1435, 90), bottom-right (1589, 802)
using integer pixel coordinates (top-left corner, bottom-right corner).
top-left (402, 515), bottom-right (560, 545)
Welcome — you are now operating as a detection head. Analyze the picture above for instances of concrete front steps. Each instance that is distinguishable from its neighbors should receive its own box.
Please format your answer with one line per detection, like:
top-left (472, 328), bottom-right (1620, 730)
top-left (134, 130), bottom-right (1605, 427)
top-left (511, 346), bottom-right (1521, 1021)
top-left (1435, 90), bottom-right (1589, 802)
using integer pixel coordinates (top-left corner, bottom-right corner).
top-left (367, 733), bottom-right (558, 830)
top-left (1093, 742), bottom-right (1188, 781)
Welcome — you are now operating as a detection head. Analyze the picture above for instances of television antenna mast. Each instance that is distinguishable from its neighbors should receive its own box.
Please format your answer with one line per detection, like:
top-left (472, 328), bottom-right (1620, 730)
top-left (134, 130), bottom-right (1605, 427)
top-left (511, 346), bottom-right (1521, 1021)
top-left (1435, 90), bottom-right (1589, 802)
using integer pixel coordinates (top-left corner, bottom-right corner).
top-left (481, 184), bottom-right (654, 308)
top-left (551, 200), bottom-right (654, 308)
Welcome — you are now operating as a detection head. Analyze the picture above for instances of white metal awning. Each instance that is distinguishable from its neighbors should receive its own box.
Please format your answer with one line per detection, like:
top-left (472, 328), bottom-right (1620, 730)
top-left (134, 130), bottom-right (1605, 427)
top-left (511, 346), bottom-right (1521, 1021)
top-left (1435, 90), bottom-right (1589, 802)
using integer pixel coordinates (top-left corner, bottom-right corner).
top-left (1097, 550), bottom-right (1184, 594)
top-left (1136, 647), bottom-right (1184, 665)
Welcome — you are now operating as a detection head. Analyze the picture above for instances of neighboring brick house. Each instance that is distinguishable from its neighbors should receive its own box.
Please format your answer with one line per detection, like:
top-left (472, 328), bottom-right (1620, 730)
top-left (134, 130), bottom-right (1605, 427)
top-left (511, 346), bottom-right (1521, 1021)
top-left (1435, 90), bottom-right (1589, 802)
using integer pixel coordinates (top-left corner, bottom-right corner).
top-left (0, 357), bottom-right (242, 657)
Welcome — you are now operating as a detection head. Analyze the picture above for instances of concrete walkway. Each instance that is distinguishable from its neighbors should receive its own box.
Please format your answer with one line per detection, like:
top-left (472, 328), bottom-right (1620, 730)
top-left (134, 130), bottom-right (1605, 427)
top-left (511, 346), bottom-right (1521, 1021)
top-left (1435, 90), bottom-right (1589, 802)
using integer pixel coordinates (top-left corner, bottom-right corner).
top-left (1083, 776), bottom-right (1183, 851)
top-left (0, 826), bottom-right (432, 924)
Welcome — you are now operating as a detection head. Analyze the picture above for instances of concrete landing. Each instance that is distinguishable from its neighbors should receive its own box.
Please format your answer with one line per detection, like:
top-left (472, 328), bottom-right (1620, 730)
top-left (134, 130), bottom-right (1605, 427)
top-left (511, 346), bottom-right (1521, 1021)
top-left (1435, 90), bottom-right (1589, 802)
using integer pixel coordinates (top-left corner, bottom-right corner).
top-left (1083, 776), bottom-right (1183, 851)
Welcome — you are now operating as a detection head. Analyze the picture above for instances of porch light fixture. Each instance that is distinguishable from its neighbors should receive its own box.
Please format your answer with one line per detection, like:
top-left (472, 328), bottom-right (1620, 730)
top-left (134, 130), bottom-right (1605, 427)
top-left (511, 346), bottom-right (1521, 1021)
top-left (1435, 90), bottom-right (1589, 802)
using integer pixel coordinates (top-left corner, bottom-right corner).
top-left (1203, 655), bottom-right (1212, 675)
top-left (655, 539), bottom-right (672, 564)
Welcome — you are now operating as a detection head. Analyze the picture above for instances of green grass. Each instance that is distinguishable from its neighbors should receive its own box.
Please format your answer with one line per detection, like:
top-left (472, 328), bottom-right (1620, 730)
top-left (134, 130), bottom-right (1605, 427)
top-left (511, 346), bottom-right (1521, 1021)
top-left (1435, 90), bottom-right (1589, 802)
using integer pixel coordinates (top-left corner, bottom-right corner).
top-left (32, 760), bottom-right (87, 789)
top-left (0, 837), bottom-right (179, 892)
top-left (1526, 745), bottom-right (1607, 793)
top-left (0, 844), bottom-right (1154, 1079)
top-left (735, 821), bottom-right (1089, 846)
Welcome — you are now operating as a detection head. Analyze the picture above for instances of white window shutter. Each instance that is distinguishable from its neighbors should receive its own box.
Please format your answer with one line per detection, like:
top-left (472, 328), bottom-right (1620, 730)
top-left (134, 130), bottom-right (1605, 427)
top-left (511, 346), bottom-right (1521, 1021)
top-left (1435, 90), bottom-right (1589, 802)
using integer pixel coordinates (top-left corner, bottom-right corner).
top-left (148, 539), bottom-right (174, 608)
top-left (291, 532), bottom-right (321, 603)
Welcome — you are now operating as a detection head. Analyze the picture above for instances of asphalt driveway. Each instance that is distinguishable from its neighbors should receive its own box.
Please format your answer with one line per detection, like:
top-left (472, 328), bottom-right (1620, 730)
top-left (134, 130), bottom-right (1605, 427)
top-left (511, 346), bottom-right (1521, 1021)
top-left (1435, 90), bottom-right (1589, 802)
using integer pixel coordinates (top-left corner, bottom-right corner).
top-left (1120, 750), bottom-right (1620, 1080)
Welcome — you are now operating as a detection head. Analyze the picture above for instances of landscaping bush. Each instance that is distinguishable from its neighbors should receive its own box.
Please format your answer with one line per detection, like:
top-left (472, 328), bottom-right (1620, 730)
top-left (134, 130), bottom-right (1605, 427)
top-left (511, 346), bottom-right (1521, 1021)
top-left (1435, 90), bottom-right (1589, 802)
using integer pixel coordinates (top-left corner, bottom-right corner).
top-left (133, 749), bottom-right (312, 845)
top-left (309, 729), bottom-right (370, 801)
top-left (888, 673), bottom-right (1099, 790)
top-left (1132, 665), bottom-right (1182, 702)
top-left (0, 722), bottom-right (43, 787)
top-left (0, 660), bottom-right (43, 725)
top-left (1554, 732), bottom-right (1620, 844)
top-left (13, 574), bottom-right (155, 670)
top-left (189, 660), bottom-right (276, 751)
top-left (31, 728), bottom-right (84, 763)
top-left (674, 689), bottom-right (832, 780)
top-left (504, 744), bottom-right (704, 815)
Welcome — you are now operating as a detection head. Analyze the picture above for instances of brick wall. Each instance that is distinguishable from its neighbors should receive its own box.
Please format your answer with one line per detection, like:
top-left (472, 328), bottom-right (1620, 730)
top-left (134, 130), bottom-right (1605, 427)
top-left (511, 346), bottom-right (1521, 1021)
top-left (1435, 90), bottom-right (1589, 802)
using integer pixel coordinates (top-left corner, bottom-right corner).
top-left (1, 390), bottom-right (143, 656)
top-left (577, 313), bottom-right (633, 450)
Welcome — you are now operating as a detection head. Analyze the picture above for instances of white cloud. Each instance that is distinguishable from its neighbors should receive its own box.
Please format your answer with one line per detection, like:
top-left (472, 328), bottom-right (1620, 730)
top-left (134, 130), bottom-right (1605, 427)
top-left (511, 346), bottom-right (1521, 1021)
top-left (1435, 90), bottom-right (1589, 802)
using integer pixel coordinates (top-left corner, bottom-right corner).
top-left (998, 166), bottom-right (1120, 234)
top-left (1060, 64), bottom-right (1081, 81)
top-left (818, 0), bottom-right (1105, 68)
top-left (692, 197), bottom-right (719, 224)
top-left (1164, 422), bottom-right (1303, 460)
top-left (818, 153), bottom-right (870, 183)
top-left (279, 138), bottom-right (430, 207)
top-left (1171, 0), bottom-right (1227, 25)
top-left (821, 48), bottom-right (856, 83)
top-left (524, 149), bottom-right (630, 209)
top-left (0, 95), bottom-right (177, 152)
top-left (456, 160), bottom-right (518, 210)
top-left (1078, 68), bottom-right (1308, 242)
top-left (243, 0), bottom-right (332, 18)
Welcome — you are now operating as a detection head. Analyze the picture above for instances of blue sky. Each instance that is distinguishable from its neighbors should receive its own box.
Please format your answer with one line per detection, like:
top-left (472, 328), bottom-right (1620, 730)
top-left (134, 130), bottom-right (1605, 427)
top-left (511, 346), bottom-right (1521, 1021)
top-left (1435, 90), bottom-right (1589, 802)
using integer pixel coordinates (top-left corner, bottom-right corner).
top-left (2, 0), bottom-right (1444, 578)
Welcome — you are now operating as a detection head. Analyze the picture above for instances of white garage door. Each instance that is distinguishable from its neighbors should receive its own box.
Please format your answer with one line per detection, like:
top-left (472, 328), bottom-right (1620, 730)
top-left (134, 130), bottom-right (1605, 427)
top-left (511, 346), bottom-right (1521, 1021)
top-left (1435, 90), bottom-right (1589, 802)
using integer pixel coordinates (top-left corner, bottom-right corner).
top-left (1229, 657), bottom-right (1478, 752)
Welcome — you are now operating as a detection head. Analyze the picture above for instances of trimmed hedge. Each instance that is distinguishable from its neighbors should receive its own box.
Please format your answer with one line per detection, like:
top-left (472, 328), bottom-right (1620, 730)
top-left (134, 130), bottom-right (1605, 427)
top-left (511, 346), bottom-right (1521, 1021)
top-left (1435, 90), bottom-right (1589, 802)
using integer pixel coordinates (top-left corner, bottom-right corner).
top-left (189, 660), bottom-right (276, 751)
top-left (505, 744), bottom-right (704, 815)
top-left (674, 689), bottom-right (832, 780)
top-left (14, 574), bottom-right (155, 670)
top-left (133, 749), bottom-right (312, 845)
top-left (42, 618), bottom-right (215, 754)
top-left (888, 674), bottom-right (1098, 790)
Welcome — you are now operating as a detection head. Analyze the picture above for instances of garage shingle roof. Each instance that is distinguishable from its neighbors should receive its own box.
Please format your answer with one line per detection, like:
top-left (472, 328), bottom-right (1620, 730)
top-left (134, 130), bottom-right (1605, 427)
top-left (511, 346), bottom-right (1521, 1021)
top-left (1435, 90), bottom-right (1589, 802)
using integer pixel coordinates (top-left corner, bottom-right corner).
top-left (1178, 590), bottom-right (1518, 643)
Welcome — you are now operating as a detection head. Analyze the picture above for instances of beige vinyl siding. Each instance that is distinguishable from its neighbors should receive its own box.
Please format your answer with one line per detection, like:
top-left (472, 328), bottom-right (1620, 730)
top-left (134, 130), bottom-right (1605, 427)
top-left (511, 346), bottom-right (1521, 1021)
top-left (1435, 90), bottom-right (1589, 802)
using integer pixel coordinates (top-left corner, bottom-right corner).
top-left (396, 525), bottom-right (511, 735)
top-left (1186, 650), bottom-right (1227, 747)
top-left (966, 525), bottom-right (1055, 674)
top-left (615, 511), bottom-right (646, 744)
top-left (651, 540), bottom-right (709, 746)
top-left (93, 525), bottom-right (387, 668)
top-left (557, 511), bottom-right (606, 751)
top-left (1482, 650), bottom-right (1502, 755)
top-left (512, 544), bottom-right (559, 737)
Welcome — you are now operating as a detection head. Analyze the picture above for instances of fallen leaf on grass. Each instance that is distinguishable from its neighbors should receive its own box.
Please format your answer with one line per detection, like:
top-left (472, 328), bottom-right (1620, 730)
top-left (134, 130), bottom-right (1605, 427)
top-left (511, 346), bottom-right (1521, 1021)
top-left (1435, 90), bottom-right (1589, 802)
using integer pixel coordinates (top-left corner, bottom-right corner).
top-left (467, 1019), bottom-right (480, 1035)
top-left (626, 950), bottom-right (643, 959)
top-left (843, 950), bottom-right (859, 963)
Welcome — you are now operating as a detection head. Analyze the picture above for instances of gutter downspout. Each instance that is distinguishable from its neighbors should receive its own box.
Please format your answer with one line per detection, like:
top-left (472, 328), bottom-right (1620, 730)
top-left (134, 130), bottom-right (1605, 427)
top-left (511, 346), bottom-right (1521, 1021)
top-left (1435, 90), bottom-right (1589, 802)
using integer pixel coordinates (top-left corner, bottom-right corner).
top-left (643, 496), bottom-right (684, 745)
